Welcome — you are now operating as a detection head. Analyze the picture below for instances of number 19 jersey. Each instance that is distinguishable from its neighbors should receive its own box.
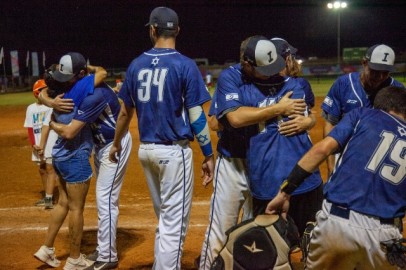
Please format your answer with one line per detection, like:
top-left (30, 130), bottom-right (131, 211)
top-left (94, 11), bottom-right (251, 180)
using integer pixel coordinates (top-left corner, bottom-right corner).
top-left (326, 107), bottom-right (406, 219)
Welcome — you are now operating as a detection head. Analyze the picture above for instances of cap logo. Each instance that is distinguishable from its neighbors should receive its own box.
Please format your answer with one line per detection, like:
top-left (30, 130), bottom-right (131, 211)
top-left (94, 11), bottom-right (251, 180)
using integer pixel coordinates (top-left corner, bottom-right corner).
top-left (267, 51), bottom-right (274, 64)
top-left (382, 53), bottom-right (389, 62)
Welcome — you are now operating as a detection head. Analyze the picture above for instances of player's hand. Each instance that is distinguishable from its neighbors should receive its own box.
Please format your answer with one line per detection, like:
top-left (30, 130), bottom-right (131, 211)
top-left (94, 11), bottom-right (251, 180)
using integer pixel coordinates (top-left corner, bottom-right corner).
top-left (279, 91), bottom-right (306, 116)
top-left (201, 154), bottom-right (215, 188)
top-left (265, 190), bottom-right (290, 220)
top-left (53, 93), bottom-right (74, 113)
top-left (278, 114), bottom-right (311, 136)
top-left (109, 144), bottom-right (122, 163)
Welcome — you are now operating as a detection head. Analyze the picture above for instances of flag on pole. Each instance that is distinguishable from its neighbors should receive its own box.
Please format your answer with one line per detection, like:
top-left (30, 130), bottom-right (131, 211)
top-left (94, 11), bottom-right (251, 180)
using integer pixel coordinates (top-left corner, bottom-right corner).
top-left (0, 47), bottom-right (3, 65)
top-left (42, 51), bottom-right (46, 67)
top-left (26, 50), bottom-right (30, 67)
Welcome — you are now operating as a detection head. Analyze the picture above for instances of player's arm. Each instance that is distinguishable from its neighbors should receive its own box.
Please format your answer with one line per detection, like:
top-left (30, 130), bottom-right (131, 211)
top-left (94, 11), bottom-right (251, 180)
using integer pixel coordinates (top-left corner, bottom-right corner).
top-left (226, 91), bottom-right (306, 128)
top-left (189, 105), bottom-right (215, 187)
top-left (49, 119), bottom-right (86, 140)
top-left (87, 64), bottom-right (107, 87)
top-left (39, 88), bottom-right (74, 113)
top-left (278, 113), bottom-right (316, 136)
top-left (109, 103), bottom-right (134, 163)
top-left (323, 118), bottom-right (336, 177)
top-left (265, 136), bottom-right (339, 216)
top-left (208, 115), bottom-right (223, 132)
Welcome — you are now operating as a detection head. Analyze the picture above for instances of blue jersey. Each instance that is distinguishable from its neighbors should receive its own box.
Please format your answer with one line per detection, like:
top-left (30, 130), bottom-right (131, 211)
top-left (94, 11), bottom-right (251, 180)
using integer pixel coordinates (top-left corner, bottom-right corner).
top-left (321, 72), bottom-right (404, 124)
top-left (74, 83), bottom-right (121, 149)
top-left (52, 76), bottom-right (95, 161)
top-left (214, 64), bottom-right (249, 158)
top-left (119, 48), bottom-right (211, 143)
top-left (297, 77), bottom-right (315, 108)
top-left (223, 77), bottom-right (322, 199)
top-left (325, 107), bottom-right (406, 219)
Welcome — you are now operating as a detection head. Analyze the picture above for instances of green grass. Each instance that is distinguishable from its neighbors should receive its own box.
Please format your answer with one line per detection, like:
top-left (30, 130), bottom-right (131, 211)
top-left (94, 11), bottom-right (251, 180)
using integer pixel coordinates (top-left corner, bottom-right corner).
top-left (0, 91), bottom-right (36, 106)
top-left (1, 75), bottom-right (405, 106)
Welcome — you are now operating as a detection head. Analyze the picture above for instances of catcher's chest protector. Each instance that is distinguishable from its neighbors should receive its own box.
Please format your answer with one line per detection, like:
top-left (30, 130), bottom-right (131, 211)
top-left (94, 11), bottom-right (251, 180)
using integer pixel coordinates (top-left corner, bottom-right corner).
top-left (211, 215), bottom-right (292, 270)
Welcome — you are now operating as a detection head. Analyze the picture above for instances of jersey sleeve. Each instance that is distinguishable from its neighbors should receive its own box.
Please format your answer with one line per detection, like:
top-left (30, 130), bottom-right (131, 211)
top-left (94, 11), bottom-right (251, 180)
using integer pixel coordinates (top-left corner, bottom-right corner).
top-left (74, 91), bottom-right (106, 123)
top-left (183, 59), bottom-right (211, 109)
top-left (298, 78), bottom-right (315, 108)
top-left (64, 75), bottom-right (95, 106)
top-left (327, 108), bottom-right (363, 150)
top-left (321, 76), bottom-right (344, 122)
top-left (208, 90), bottom-right (217, 117)
top-left (118, 63), bottom-right (136, 108)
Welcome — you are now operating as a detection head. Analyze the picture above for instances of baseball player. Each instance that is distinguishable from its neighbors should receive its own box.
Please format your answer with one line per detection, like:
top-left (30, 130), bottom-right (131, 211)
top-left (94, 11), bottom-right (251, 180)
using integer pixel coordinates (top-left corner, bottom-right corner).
top-left (198, 36), bottom-right (314, 269)
top-left (219, 36), bottom-right (323, 238)
top-left (322, 44), bottom-right (404, 176)
top-left (24, 79), bottom-right (58, 209)
top-left (271, 37), bottom-right (317, 137)
top-left (108, 7), bottom-right (215, 270)
top-left (48, 82), bottom-right (131, 270)
top-left (267, 85), bottom-right (406, 270)
top-left (34, 54), bottom-right (106, 270)
top-left (38, 55), bottom-right (129, 270)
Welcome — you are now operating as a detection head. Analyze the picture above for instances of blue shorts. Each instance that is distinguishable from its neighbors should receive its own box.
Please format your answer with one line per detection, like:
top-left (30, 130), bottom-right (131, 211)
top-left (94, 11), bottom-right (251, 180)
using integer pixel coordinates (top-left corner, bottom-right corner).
top-left (53, 152), bottom-right (92, 183)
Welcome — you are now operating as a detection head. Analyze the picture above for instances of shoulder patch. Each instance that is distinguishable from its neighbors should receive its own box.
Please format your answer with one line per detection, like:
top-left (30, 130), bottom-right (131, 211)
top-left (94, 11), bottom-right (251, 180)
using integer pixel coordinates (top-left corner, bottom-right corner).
top-left (226, 93), bottom-right (239, 101)
top-left (323, 96), bottom-right (333, 107)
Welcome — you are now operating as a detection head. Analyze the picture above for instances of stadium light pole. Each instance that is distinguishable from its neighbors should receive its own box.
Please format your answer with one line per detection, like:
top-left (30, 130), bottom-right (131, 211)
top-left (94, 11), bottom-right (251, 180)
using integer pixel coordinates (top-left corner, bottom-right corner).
top-left (327, 1), bottom-right (347, 67)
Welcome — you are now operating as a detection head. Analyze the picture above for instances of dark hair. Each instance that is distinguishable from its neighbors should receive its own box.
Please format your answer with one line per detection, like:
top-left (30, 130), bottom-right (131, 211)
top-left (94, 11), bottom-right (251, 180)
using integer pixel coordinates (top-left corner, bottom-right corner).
top-left (154, 27), bottom-right (178, 38)
top-left (374, 86), bottom-right (406, 117)
top-left (44, 65), bottom-right (72, 98)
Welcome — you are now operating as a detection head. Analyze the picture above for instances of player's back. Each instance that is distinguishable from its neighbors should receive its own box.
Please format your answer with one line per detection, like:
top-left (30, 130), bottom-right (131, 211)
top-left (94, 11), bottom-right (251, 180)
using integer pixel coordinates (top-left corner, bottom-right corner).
top-left (325, 107), bottom-right (406, 218)
top-left (75, 83), bottom-right (121, 148)
top-left (120, 48), bottom-right (210, 143)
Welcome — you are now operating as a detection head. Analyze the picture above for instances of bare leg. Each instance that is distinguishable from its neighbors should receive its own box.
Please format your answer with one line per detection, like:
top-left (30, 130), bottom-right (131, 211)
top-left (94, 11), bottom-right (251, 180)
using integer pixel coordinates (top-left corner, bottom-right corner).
top-left (39, 162), bottom-right (47, 195)
top-left (66, 179), bottom-right (91, 259)
top-left (45, 163), bottom-right (58, 196)
top-left (44, 177), bottom-right (68, 247)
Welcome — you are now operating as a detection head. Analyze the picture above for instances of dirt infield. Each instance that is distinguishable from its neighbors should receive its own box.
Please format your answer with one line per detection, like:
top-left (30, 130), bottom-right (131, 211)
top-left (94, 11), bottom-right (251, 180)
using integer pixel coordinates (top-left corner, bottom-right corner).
top-left (0, 99), bottom-right (329, 269)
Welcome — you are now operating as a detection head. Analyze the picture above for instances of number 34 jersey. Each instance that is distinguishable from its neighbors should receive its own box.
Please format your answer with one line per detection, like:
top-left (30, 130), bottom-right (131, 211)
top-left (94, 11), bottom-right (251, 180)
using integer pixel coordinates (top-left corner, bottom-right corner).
top-left (325, 107), bottom-right (406, 219)
top-left (118, 48), bottom-right (211, 143)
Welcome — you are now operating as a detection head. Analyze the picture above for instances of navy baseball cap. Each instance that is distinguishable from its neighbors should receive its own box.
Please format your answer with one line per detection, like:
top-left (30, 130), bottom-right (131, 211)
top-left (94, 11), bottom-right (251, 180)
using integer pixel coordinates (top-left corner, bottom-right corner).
top-left (365, 44), bottom-right (395, 72)
top-left (145, 7), bottom-right (178, 30)
top-left (52, 52), bottom-right (87, 82)
top-left (271, 37), bottom-right (298, 59)
top-left (243, 36), bottom-right (286, 77)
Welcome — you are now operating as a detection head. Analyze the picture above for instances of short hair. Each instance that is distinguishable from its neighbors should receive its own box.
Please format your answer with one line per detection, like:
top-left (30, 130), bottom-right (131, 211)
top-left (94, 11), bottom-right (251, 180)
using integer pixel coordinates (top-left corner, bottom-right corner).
top-left (374, 86), bottom-right (406, 117)
top-left (154, 26), bottom-right (178, 38)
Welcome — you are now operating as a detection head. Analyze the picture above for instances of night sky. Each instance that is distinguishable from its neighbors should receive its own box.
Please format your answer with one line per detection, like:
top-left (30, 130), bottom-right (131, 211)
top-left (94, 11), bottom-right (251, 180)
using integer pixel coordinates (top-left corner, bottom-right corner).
top-left (1, 0), bottom-right (406, 70)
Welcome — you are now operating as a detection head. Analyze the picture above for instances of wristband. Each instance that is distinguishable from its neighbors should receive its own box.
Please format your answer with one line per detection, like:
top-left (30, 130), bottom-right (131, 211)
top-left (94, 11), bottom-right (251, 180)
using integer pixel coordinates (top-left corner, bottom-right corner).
top-left (280, 164), bottom-right (312, 195)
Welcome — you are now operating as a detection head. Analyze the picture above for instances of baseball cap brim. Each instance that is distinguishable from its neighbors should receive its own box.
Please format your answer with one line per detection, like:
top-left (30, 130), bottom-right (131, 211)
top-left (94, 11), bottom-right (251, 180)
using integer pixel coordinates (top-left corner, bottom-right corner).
top-left (367, 62), bottom-right (395, 72)
top-left (51, 70), bottom-right (75, 83)
top-left (254, 56), bottom-right (286, 77)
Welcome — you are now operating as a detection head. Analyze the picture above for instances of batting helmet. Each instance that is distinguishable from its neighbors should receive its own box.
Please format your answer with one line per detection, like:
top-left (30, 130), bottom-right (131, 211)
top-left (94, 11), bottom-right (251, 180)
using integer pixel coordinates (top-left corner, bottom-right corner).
top-left (32, 79), bottom-right (47, 98)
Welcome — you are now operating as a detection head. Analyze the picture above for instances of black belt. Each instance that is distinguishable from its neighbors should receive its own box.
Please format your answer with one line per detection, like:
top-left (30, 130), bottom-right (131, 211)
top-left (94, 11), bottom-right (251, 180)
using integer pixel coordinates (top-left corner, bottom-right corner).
top-left (329, 203), bottom-right (396, 225)
top-left (143, 141), bottom-right (173, 145)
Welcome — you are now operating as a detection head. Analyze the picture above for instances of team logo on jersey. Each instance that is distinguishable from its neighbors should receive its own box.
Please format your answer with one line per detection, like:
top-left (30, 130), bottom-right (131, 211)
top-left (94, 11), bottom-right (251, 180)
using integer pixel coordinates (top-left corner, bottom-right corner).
top-left (323, 96), bottom-right (333, 107)
top-left (151, 57), bottom-right (159, 66)
top-left (346, 99), bottom-right (357, 104)
top-left (159, 160), bottom-right (169, 165)
top-left (78, 110), bottom-right (84, 115)
top-left (243, 241), bottom-right (263, 253)
top-left (226, 93), bottom-right (239, 101)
